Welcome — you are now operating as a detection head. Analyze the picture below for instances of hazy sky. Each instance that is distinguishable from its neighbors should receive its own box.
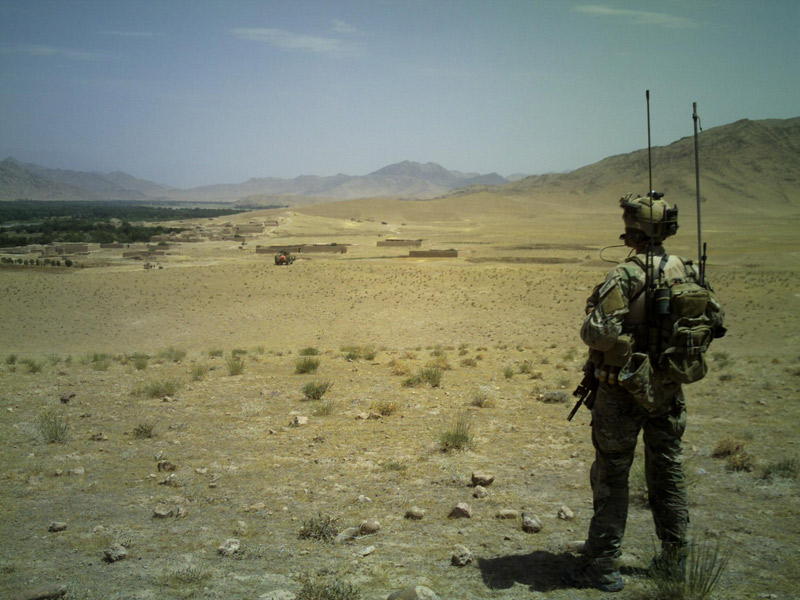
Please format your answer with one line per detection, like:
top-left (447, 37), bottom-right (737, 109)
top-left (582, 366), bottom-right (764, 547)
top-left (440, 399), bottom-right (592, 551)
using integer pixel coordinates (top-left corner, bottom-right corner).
top-left (1, 1), bottom-right (798, 188)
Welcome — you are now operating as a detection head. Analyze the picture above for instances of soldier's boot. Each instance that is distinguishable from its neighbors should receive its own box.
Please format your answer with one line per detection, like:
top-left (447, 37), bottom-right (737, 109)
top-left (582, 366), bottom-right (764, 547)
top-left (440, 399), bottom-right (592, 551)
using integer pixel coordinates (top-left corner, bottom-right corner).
top-left (650, 544), bottom-right (687, 582)
top-left (562, 559), bottom-right (623, 593)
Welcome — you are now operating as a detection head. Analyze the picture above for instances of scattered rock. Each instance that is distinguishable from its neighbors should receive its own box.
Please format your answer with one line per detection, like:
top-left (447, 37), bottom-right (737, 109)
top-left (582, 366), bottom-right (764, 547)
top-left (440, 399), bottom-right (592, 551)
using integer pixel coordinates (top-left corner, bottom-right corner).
top-left (360, 519), bottom-right (381, 535)
top-left (471, 471), bottom-right (495, 487)
top-left (234, 520), bottom-right (248, 535)
top-left (404, 506), bottom-right (425, 520)
top-left (522, 512), bottom-right (543, 533)
top-left (472, 485), bottom-right (489, 498)
top-left (451, 544), bottom-right (473, 566)
top-left (47, 521), bottom-right (67, 533)
top-left (542, 390), bottom-right (570, 403)
top-left (103, 543), bottom-right (128, 563)
top-left (195, 467), bottom-right (208, 475)
top-left (89, 432), bottom-right (107, 441)
top-left (558, 505), bottom-right (575, 520)
top-left (496, 509), bottom-right (519, 520)
top-left (448, 502), bottom-right (472, 519)
top-left (386, 586), bottom-right (439, 600)
top-left (67, 467), bottom-right (85, 476)
top-left (566, 540), bottom-right (586, 553)
top-left (334, 527), bottom-right (361, 544)
top-left (159, 473), bottom-right (179, 486)
top-left (356, 494), bottom-right (372, 503)
top-left (157, 460), bottom-right (177, 472)
top-left (152, 505), bottom-right (174, 519)
top-left (60, 392), bottom-right (75, 404)
top-left (218, 538), bottom-right (240, 556)
top-left (359, 545), bottom-right (376, 556)
top-left (53, 469), bottom-right (63, 477)
top-left (15, 584), bottom-right (67, 600)
top-left (290, 416), bottom-right (308, 427)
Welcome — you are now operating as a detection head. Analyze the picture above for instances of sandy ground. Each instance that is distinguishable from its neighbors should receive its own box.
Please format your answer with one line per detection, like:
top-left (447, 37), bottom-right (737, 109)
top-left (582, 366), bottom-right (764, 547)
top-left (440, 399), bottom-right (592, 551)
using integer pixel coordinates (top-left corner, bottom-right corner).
top-left (1, 196), bottom-right (799, 599)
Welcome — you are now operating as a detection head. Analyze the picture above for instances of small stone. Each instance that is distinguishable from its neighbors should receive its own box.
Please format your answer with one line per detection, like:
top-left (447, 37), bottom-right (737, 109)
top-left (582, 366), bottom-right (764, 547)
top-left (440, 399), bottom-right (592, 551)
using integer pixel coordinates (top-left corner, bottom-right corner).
top-left (404, 506), bottom-right (425, 520)
top-left (157, 460), bottom-right (177, 472)
top-left (448, 502), bottom-right (472, 519)
top-left (103, 543), bottom-right (128, 563)
top-left (258, 592), bottom-right (296, 600)
top-left (521, 512), bottom-right (543, 533)
top-left (558, 505), bottom-right (575, 520)
top-left (359, 545), bottom-right (376, 556)
top-left (496, 509), bottom-right (519, 520)
top-left (218, 538), bottom-right (240, 556)
top-left (356, 494), bottom-right (372, 503)
top-left (471, 471), bottom-right (495, 487)
top-left (386, 586), bottom-right (439, 600)
top-left (89, 432), bottom-right (107, 441)
top-left (195, 467), bottom-right (208, 475)
top-left (175, 506), bottom-right (188, 518)
top-left (60, 392), bottom-right (75, 404)
top-left (566, 540), bottom-right (586, 553)
top-left (359, 519), bottom-right (381, 535)
top-left (451, 544), bottom-right (473, 566)
top-left (153, 505), bottom-right (174, 519)
top-left (234, 520), bottom-right (248, 535)
top-left (53, 469), bottom-right (63, 477)
top-left (334, 527), bottom-right (361, 544)
top-left (472, 485), bottom-right (489, 498)
top-left (68, 466), bottom-right (85, 476)
top-left (48, 521), bottom-right (67, 533)
top-left (290, 416), bottom-right (309, 427)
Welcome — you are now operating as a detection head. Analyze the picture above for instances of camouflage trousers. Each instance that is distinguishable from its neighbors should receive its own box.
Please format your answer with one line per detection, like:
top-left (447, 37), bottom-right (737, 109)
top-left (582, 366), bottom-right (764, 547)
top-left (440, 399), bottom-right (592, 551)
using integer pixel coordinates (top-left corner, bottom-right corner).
top-left (583, 382), bottom-right (688, 567)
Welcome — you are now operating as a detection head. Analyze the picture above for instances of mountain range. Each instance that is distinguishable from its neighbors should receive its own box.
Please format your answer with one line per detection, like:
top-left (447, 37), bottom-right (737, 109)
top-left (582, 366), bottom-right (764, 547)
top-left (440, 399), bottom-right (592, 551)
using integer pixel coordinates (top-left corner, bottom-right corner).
top-left (0, 158), bottom-right (507, 204)
top-left (1, 117), bottom-right (798, 209)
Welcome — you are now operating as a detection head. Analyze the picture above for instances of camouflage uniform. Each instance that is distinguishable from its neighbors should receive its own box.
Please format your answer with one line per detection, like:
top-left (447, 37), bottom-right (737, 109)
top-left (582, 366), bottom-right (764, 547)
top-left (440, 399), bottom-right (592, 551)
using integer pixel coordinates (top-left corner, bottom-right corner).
top-left (579, 245), bottom-right (697, 573)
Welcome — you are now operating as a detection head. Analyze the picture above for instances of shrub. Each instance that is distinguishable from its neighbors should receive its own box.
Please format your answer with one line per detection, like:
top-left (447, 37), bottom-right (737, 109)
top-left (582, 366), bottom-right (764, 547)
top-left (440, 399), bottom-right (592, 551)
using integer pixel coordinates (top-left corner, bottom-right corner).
top-left (438, 413), bottom-right (472, 452)
top-left (371, 399), bottom-right (399, 416)
top-left (711, 438), bottom-right (746, 458)
top-left (298, 513), bottom-right (339, 542)
top-left (5, 354), bottom-right (17, 365)
top-left (313, 400), bottom-right (335, 416)
top-left (726, 452), bottom-right (754, 472)
top-left (36, 410), bottom-right (69, 443)
top-left (190, 363), bottom-right (209, 381)
top-left (21, 358), bottom-right (44, 374)
top-left (302, 381), bottom-right (332, 401)
top-left (130, 353), bottom-right (150, 370)
top-left (296, 574), bottom-right (362, 600)
top-left (133, 422), bottom-right (155, 439)
top-left (231, 348), bottom-right (247, 357)
top-left (647, 540), bottom-right (730, 600)
top-left (460, 357), bottom-right (477, 368)
top-left (761, 458), bottom-right (799, 480)
top-left (470, 386), bottom-right (495, 408)
top-left (157, 347), bottom-right (186, 362)
top-left (299, 347), bottom-right (320, 356)
top-left (226, 355), bottom-right (245, 376)
top-left (295, 357), bottom-right (320, 374)
top-left (208, 348), bottom-right (224, 358)
top-left (502, 366), bottom-right (515, 379)
top-left (135, 377), bottom-right (183, 399)
top-left (91, 353), bottom-right (111, 371)
top-left (389, 358), bottom-right (412, 376)
top-left (518, 361), bottom-right (532, 374)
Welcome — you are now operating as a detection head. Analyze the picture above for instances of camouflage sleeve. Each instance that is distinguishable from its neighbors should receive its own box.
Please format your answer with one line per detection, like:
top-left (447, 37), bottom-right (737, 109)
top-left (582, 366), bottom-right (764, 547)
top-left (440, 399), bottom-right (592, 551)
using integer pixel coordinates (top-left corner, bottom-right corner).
top-left (580, 264), bottom-right (640, 351)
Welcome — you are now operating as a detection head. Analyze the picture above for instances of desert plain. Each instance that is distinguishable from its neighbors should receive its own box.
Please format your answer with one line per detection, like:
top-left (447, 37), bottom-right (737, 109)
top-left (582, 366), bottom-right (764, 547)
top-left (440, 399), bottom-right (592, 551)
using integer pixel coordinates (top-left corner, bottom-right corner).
top-left (1, 188), bottom-right (799, 600)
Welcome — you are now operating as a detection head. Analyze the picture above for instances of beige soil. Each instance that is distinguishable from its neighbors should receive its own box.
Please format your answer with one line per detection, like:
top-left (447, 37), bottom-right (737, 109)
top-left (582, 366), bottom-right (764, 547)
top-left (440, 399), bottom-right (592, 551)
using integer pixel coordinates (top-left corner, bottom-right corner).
top-left (1, 196), bottom-right (799, 599)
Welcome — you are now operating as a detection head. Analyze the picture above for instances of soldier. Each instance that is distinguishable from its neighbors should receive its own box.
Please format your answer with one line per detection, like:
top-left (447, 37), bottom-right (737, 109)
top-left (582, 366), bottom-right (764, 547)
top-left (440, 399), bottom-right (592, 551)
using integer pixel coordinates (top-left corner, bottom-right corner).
top-left (562, 194), bottom-right (724, 592)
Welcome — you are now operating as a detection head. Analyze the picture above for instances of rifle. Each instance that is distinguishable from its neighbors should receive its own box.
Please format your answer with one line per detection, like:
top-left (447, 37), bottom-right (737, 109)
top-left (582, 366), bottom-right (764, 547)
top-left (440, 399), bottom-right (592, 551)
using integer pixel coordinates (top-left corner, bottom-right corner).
top-left (567, 366), bottom-right (599, 421)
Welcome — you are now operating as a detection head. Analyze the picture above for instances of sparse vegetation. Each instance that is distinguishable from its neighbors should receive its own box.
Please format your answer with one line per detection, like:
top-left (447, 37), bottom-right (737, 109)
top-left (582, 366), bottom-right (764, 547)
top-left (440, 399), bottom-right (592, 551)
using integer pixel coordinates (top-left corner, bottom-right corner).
top-left (299, 347), bottom-right (320, 356)
top-left (302, 381), bottom-right (332, 401)
top-left (132, 422), bottom-right (155, 439)
top-left (20, 358), bottom-right (44, 373)
top-left (647, 540), bottom-right (731, 600)
top-left (438, 412), bottom-right (472, 452)
top-left (313, 399), bottom-right (335, 416)
top-left (5, 354), bottom-right (17, 365)
top-left (403, 365), bottom-right (442, 388)
top-left (190, 363), bottom-right (208, 381)
top-left (371, 399), bottom-right (399, 416)
top-left (157, 346), bottom-right (186, 363)
top-left (130, 353), bottom-right (150, 370)
top-left (761, 457), bottom-right (799, 480)
top-left (296, 357), bottom-right (320, 374)
top-left (298, 513), bottom-right (339, 542)
top-left (35, 410), bottom-right (69, 443)
top-left (470, 386), bottom-right (495, 408)
top-left (502, 365), bottom-right (515, 379)
top-left (135, 377), bottom-right (183, 399)
top-left (226, 354), bottom-right (245, 376)
top-left (296, 573), bottom-right (362, 600)
top-left (208, 348), bottom-right (224, 358)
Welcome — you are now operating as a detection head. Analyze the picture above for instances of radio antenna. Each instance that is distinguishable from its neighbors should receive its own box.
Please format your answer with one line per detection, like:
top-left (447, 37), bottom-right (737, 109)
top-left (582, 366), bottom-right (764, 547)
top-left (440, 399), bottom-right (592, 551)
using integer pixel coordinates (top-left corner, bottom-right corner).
top-left (647, 90), bottom-right (653, 195)
top-left (692, 101), bottom-right (705, 284)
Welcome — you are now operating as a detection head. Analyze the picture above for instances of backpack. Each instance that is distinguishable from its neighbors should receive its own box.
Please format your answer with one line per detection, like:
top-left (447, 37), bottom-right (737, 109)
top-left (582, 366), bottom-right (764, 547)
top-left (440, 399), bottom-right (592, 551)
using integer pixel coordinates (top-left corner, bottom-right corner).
top-left (630, 255), bottom-right (725, 384)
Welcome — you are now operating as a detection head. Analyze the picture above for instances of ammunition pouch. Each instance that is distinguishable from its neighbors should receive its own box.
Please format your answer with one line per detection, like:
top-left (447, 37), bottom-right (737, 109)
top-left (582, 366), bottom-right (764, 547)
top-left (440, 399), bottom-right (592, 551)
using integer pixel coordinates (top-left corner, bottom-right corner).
top-left (618, 352), bottom-right (661, 413)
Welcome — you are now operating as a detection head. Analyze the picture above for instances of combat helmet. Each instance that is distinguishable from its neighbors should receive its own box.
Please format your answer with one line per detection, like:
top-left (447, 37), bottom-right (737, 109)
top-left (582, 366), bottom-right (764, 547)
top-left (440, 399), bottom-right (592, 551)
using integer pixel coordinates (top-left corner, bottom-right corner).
top-left (619, 192), bottom-right (679, 245)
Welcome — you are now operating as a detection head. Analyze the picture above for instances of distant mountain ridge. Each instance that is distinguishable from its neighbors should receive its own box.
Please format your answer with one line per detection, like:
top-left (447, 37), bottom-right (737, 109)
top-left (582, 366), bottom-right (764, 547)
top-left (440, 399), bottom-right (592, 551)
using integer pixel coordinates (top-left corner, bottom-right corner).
top-left (2, 117), bottom-right (799, 209)
top-left (0, 158), bottom-right (509, 203)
